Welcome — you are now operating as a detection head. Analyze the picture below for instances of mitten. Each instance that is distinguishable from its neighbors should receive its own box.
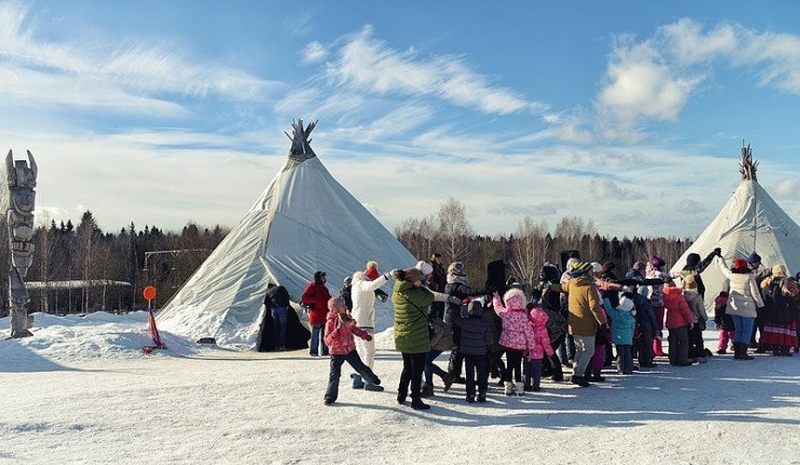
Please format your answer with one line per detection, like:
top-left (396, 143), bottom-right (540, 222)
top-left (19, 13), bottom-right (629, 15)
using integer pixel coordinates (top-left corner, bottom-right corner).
top-left (713, 247), bottom-right (722, 257)
top-left (448, 295), bottom-right (461, 305)
top-left (365, 334), bottom-right (373, 341)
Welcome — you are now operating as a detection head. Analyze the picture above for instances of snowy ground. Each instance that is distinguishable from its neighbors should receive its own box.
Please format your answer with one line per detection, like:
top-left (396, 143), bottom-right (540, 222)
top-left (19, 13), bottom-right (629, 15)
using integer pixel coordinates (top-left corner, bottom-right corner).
top-left (2, 312), bottom-right (800, 465)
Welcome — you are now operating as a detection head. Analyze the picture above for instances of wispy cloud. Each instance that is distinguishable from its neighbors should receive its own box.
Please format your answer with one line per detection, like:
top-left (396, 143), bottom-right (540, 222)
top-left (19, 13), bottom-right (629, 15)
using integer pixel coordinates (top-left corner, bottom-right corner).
top-left (320, 26), bottom-right (547, 116)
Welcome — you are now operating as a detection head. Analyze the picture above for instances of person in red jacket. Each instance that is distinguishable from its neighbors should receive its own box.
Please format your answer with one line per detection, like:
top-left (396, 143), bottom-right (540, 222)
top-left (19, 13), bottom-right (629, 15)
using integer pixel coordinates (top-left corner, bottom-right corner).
top-left (323, 297), bottom-right (381, 405)
top-left (302, 271), bottom-right (332, 357)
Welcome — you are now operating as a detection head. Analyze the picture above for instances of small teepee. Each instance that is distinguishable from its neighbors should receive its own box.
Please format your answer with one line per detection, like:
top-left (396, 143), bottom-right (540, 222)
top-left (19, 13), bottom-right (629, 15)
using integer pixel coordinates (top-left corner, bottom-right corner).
top-left (670, 143), bottom-right (800, 311)
top-left (157, 120), bottom-right (416, 348)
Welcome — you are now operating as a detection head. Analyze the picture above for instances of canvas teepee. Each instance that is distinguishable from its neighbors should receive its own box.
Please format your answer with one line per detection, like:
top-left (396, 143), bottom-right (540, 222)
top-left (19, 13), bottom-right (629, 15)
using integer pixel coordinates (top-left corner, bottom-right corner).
top-left (157, 120), bottom-right (416, 348)
top-left (670, 144), bottom-right (800, 312)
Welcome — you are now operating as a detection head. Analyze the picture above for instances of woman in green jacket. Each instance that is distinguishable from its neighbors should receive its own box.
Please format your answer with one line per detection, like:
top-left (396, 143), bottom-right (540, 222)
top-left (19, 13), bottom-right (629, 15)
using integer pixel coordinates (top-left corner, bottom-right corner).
top-left (392, 267), bottom-right (455, 410)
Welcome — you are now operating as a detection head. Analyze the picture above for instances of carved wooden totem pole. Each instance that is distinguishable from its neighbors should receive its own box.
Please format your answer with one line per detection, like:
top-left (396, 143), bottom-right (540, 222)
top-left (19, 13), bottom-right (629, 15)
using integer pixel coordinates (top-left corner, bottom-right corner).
top-left (7, 150), bottom-right (37, 338)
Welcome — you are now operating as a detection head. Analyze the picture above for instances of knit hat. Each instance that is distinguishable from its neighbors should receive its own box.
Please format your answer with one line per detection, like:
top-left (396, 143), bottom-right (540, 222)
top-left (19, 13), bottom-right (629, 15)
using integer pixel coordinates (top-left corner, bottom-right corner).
top-left (591, 262), bottom-right (603, 273)
top-left (414, 260), bottom-right (434, 276)
top-left (733, 258), bottom-right (749, 270)
top-left (686, 253), bottom-right (701, 267)
top-left (448, 261), bottom-right (466, 276)
top-left (328, 296), bottom-right (346, 312)
top-left (748, 252), bottom-right (762, 265)
top-left (431, 253), bottom-right (442, 261)
top-left (618, 295), bottom-right (635, 312)
top-left (651, 256), bottom-right (666, 268)
top-left (572, 261), bottom-right (593, 275)
top-left (343, 276), bottom-right (352, 284)
top-left (467, 299), bottom-right (483, 317)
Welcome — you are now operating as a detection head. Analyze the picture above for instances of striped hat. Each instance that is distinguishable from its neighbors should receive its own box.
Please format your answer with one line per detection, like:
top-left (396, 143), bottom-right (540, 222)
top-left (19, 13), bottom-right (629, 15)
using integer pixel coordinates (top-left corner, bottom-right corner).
top-left (572, 261), bottom-right (594, 275)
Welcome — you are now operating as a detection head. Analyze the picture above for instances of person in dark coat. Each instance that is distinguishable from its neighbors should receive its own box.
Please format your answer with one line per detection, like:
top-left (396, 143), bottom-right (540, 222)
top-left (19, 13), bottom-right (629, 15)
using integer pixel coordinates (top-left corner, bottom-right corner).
top-left (264, 283), bottom-right (291, 351)
top-left (451, 300), bottom-right (494, 403)
top-left (340, 276), bottom-right (353, 310)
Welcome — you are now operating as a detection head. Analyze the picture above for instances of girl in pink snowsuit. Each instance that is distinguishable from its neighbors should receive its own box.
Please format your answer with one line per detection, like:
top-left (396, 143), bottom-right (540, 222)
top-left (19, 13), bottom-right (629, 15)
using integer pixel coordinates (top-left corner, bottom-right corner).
top-left (492, 288), bottom-right (537, 396)
top-left (524, 306), bottom-right (555, 392)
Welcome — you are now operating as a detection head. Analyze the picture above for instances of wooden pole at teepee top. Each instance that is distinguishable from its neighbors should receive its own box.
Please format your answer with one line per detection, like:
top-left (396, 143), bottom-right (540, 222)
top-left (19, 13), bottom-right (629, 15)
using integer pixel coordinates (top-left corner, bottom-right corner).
top-left (739, 142), bottom-right (759, 181)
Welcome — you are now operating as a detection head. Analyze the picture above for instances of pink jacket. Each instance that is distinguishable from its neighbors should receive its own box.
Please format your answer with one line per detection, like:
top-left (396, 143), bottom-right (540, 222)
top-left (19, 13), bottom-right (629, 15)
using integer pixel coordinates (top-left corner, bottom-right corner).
top-left (323, 311), bottom-right (371, 355)
top-left (663, 286), bottom-right (695, 329)
top-left (492, 290), bottom-right (536, 353)
top-left (527, 307), bottom-right (555, 360)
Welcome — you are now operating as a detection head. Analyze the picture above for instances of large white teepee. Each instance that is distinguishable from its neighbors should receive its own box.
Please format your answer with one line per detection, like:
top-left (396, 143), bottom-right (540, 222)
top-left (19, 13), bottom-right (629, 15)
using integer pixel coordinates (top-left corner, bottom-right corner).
top-left (157, 120), bottom-right (416, 348)
top-left (670, 144), bottom-right (800, 312)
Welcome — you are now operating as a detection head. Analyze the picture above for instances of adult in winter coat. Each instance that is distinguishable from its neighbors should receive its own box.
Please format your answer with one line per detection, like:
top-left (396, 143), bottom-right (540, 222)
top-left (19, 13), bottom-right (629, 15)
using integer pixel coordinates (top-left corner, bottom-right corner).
top-left (451, 300), bottom-right (494, 403)
top-left (322, 297), bottom-right (381, 405)
top-left (444, 261), bottom-right (490, 385)
top-left (492, 288), bottom-right (537, 395)
top-left (429, 253), bottom-right (447, 319)
top-left (349, 268), bottom-right (394, 391)
top-left (392, 267), bottom-right (457, 410)
top-left (747, 252), bottom-right (772, 350)
top-left (759, 265), bottom-right (799, 356)
top-left (301, 271), bottom-right (332, 357)
top-left (663, 281), bottom-right (695, 366)
top-left (647, 256), bottom-right (670, 357)
top-left (718, 256), bottom-right (765, 360)
top-left (263, 283), bottom-right (291, 351)
top-left (549, 262), bottom-right (607, 387)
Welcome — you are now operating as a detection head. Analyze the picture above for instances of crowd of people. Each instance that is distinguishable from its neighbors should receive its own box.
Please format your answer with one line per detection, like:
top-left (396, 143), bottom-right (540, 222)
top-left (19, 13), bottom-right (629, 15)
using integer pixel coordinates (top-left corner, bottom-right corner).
top-left (262, 250), bottom-right (800, 410)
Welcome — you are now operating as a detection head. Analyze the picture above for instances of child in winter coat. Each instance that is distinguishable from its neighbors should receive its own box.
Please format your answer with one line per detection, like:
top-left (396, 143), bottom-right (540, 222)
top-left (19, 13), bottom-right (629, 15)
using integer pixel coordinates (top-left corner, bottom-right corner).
top-left (663, 281), bottom-right (696, 366)
top-left (524, 306), bottom-right (555, 392)
top-left (451, 299), bottom-right (494, 403)
top-left (604, 294), bottom-right (637, 374)
top-left (323, 297), bottom-right (381, 405)
top-left (493, 288), bottom-right (537, 396)
top-left (714, 291), bottom-right (734, 354)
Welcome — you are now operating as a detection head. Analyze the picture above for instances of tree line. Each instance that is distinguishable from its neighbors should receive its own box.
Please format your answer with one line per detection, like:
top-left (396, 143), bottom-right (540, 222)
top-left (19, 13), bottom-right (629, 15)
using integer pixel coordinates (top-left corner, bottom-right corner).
top-left (0, 199), bottom-right (692, 316)
top-left (0, 211), bottom-right (229, 316)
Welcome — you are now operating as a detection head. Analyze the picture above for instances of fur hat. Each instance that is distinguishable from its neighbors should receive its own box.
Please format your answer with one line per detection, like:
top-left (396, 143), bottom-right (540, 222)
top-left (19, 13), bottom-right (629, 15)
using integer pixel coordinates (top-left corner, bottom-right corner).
top-left (651, 256), bottom-right (666, 268)
top-left (503, 288), bottom-right (527, 309)
top-left (772, 264), bottom-right (787, 277)
top-left (748, 253), bottom-right (762, 265)
top-left (328, 296), bottom-right (346, 312)
top-left (686, 253), bottom-right (701, 267)
top-left (415, 260), bottom-right (433, 276)
top-left (448, 261), bottom-right (466, 276)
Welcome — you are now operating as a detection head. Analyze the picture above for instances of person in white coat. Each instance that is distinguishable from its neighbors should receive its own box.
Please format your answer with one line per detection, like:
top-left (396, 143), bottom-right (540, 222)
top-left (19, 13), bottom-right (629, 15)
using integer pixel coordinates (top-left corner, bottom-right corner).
top-left (717, 256), bottom-right (765, 360)
top-left (349, 267), bottom-right (395, 390)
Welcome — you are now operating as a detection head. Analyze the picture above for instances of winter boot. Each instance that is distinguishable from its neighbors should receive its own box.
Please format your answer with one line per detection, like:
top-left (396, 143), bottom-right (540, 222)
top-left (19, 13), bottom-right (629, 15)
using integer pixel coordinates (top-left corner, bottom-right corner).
top-left (588, 370), bottom-right (606, 382)
top-left (570, 375), bottom-right (590, 387)
top-left (515, 382), bottom-right (524, 396)
top-left (364, 382), bottom-right (384, 392)
top-left (442, 373), bottom-right (455, 392)
top-left (350, 373), bottom-right (365, 389)
top-left (477, 392), bottom-right (487, 403)
top-left (504, 381), bottom-right (516, 396)
top-left (410, 397), bottom-right (431, 410)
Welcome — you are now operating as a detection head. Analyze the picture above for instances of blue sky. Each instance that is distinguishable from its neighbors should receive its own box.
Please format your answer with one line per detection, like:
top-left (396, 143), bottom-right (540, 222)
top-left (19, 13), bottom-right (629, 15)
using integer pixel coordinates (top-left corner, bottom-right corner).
top-left (3, 0), bottom-right (800, 238)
